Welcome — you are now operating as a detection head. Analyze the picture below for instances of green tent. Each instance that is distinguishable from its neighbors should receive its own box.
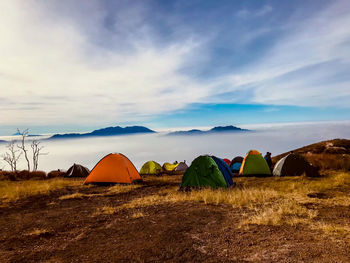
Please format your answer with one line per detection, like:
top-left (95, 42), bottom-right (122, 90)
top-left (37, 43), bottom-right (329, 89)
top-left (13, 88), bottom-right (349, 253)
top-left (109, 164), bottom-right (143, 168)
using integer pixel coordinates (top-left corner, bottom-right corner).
top-left (239, 150), bottom-right (271, 176)
top-left (139, 161), bottom-right (162, 176)
top-left (273, 153), bottom-right (311, 176)
top-left (180, 156), bottom-right (228, 188)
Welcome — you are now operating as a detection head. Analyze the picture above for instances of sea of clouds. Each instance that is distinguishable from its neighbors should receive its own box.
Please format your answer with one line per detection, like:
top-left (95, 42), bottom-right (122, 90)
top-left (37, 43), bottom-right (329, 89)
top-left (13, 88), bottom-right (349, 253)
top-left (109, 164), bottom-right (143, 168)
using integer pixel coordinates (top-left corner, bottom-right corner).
top-left (0, 121), bottom-right (349, 172)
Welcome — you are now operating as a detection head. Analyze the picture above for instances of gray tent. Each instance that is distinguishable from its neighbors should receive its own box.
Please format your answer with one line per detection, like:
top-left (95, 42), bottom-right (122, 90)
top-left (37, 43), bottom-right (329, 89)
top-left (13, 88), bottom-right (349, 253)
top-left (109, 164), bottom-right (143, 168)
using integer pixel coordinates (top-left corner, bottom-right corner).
top-left (174, 161), bottom-right (188, 172)
top-left (65, 164), bottom-right (90, 177)
top-left (273, 154), bottom-right (312, 177)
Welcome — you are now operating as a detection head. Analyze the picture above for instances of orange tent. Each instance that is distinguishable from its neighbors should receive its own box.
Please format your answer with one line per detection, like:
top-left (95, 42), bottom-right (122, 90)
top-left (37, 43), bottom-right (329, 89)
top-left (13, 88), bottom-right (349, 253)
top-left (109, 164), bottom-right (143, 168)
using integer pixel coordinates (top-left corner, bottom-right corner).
top-left (84, 153), bottom-right (141, 184)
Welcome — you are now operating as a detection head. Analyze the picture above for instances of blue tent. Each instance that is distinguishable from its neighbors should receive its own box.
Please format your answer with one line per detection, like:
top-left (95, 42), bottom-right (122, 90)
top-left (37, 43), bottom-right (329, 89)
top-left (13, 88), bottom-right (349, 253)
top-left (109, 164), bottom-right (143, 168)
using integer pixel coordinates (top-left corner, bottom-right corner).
top-left (231, 162), bottom-right (242, 173)
top-left (211, 156), bottom-right (234, 187)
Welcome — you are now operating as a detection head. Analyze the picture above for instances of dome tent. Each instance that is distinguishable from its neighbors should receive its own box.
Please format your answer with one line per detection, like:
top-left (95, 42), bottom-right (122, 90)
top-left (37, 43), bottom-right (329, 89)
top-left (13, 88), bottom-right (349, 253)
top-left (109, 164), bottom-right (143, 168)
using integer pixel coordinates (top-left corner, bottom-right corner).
top-left (65, 164), bottom-right (90, 177)
top-left (273, 153), bottom-right (312, 177)
top-left (84, 153), bottom-right (141, 184)
top-left (162, 162), bottom-right (179, 172)
top-left (211, 156), bottom-right (234, 186)
top-left (140, 161), bottom-right (162, 176)
top-left (174, 161), bottom-right (188, 172)
top-left (230, 156), bottom-right (244, 173)
top-left (180, 155), bottom-right (234, 189)
top-left (223, 158), bottom-right (231, 166)
top-left (239, 150), bottom-right (271, 176)
top-left (231, 156), bottom-right (244, 166)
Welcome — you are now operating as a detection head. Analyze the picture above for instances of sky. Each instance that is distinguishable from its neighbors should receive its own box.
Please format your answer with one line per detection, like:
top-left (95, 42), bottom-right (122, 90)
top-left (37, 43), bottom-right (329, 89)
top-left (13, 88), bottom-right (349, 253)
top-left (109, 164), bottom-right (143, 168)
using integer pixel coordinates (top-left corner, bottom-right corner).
top-left (1, 0), bottom-right (350, 135)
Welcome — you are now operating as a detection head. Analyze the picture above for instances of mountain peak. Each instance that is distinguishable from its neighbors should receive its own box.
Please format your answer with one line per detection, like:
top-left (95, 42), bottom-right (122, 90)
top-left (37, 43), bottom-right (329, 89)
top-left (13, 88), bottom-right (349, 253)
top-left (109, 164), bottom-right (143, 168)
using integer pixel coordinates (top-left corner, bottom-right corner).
top-left (167, 125), bottom-right (249, 135)
top-left (209, 125), bottom-right (246, 132)
top-left (49, 126), bottom-right (155, 139)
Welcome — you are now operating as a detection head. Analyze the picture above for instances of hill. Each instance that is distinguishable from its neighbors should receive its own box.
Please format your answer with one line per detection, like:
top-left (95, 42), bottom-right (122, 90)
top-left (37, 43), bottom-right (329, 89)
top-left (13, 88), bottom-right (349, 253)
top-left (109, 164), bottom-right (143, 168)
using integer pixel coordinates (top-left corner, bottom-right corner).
top-left (272, 138), bottom-right (350, 171)
top-left (168, 125), bottom-right (248, 135)
top-left (49, 126), bottom-right (155, 139)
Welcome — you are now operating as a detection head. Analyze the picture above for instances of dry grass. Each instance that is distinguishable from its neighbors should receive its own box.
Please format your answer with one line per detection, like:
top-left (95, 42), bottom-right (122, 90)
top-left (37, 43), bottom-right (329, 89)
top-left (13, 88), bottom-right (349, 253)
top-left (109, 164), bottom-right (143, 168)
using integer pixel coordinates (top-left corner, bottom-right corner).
top-left (2, 167), bottom-right (348, 243)
top-left (131, 211), bottom-right (145, 218)
top-left (0, 177), bottom-right (141, 203)
top-left (58, 185), bottom-right (141, 200)
top-left (316, 196), bottom-right (350, 207)
top-left (115, 172), bottom-right (350, 241)
top-left (311, 222), bottom-right (350, 238)
top-left (237, 172), bottom-right (349, 227)
top-left (59, 192), bottom-right (85, 200)
top-left (142, 175), bottom-right (182, 185)
top-left (95, 206), bottom-right (118, 215)
top-left (107, 184), bottom-right (141, 194)
top-left (306, 154), bottom-right (350, 171)
top-left (236, 172), bottom-right (350, 196)
top-left (25, 228), bottom-right (51, 236)
top-left (59, 185), bottom-right (140, 200)
top-left (0, 178), bottom-right (83, 203)
top-left (118, 172), bottom-right (349, 212)
top-left (243, 199), bottom-right (318, 226)
top-left (117, 187), bottom-right (280, 211)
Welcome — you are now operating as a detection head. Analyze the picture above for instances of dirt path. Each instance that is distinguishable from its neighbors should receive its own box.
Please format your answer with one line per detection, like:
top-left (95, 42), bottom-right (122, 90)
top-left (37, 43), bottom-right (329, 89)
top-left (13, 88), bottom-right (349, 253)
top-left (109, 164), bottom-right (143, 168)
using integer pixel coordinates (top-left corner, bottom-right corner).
top-left (0, 177), bottom-right (349, 263)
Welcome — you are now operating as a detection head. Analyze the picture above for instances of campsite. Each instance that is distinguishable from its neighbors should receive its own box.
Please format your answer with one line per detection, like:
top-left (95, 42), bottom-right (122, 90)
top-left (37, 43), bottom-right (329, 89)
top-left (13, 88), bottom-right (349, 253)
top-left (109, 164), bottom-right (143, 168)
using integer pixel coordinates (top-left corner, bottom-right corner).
top-left (0, 139), bottom-right (349, 262)
top-left (1, 1), bottom-right (350, 262)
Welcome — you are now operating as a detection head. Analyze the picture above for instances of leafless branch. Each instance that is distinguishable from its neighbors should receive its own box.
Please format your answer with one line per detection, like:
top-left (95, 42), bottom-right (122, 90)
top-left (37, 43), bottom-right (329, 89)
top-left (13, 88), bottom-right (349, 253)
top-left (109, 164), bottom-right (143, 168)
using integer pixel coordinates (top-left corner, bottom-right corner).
top-left (2, 141), bottom-right (22, 172)
top-left (17, 128), bottom-right (30, 171)
top-left (31, 140), bottom-right (47, 171)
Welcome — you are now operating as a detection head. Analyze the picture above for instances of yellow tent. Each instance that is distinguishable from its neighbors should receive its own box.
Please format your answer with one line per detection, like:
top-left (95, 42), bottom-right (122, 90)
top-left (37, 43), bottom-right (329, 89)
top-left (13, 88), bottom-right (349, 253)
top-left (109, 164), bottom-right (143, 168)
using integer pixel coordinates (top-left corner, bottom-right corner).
top-left (140, 161), bottom-right (162, 175)
top-left (162, 162), bottom-right (179, 172)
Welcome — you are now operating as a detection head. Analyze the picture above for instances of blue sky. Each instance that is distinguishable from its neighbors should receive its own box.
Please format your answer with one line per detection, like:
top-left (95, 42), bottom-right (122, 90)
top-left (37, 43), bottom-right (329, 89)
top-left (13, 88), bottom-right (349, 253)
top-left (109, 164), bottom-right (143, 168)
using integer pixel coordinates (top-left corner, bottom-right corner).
top-left (0, 0), bottom-right (350, 134)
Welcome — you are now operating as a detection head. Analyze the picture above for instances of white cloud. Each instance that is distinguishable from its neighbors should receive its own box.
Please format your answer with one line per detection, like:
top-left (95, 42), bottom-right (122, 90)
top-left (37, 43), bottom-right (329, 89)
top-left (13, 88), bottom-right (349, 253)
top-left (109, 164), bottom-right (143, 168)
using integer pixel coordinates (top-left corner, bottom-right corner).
top-left (0, 0), bottom-right (349, 129)
top-left (0, 1), bottom-right (209, 126)
top-left (237, 5), bottom-right (273, 19)
top-left (215, 0), bottom-right (350, 107)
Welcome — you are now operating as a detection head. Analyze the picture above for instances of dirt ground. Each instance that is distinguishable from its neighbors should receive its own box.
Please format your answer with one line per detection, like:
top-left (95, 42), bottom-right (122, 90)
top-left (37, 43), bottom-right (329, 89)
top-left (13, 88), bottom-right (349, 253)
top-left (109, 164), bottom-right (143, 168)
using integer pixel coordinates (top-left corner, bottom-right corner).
top-left (0, 175), bottom-right (349, 263)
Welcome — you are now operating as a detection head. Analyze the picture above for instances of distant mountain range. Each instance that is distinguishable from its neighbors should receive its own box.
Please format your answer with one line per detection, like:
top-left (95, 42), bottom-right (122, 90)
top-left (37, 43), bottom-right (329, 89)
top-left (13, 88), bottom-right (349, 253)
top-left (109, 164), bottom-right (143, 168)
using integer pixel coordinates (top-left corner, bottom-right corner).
top-left (12, 132), bottom-right (40, 137)
top-left (0, 125), bottom-right (249, 142)
top-left (49, 126), bottom-right (155, 139)
top-left (167, 125), bottom-right (249, 135)
top-left (50, 125), bottom-right (248, 139)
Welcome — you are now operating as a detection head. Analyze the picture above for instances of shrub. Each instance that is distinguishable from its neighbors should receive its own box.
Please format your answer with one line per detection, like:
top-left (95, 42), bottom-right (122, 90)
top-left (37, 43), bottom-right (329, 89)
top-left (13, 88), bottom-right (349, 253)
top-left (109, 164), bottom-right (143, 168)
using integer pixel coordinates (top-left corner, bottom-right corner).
top-left (16, 170), bottom-right (46, 180)
top-left (0, 171), bottom-right (17, 181)
top-left (47, 170), bottom-right (66, 178)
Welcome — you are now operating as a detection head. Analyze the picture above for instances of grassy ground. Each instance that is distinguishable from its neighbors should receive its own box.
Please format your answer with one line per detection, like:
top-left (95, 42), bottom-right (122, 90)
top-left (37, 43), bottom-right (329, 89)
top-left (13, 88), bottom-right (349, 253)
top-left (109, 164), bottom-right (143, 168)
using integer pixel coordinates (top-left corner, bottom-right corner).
top-left (0, 178), bottom-right (83, 203)
top-left (113, 172), bottom-right (350, 234)
top-left (0, 172), bottom-right (349, 262)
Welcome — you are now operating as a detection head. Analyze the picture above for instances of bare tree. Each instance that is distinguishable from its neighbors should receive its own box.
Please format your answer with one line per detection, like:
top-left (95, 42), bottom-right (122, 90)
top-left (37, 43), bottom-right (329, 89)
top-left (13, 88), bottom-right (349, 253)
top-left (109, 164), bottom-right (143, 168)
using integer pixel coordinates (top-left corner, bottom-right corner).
top-left (2, 141), bottom-right (22, 172)
top-left (17, 128), bottom-right (30, 171)
top-left (31, 140), bottom-right (47, 171)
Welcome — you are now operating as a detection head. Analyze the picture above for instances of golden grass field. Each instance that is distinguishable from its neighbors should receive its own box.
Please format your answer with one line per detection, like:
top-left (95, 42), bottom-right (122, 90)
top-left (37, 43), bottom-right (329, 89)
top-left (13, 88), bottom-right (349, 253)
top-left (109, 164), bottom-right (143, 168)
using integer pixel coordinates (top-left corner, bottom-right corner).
top-left (0, 172), bottom-right (349, 262)
top-left (1, 172), bottom-right (349, 238)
